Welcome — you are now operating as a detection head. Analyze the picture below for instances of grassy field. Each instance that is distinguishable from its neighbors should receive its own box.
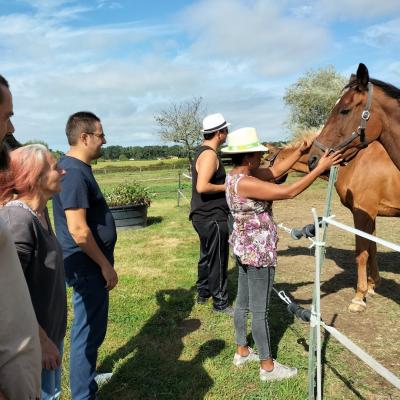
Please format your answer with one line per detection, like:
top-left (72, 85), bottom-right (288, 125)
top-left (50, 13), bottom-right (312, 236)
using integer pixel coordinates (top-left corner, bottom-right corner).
top-left (58, 164), bottom-right (400, 400)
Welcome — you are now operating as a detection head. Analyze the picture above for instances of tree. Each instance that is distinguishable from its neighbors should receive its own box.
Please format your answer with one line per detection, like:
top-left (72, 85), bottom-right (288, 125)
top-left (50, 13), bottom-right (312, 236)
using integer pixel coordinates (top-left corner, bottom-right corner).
top-left (154, 97), bottom-right (204, 164)
top-left (283, 65), bottom-right (347, 132)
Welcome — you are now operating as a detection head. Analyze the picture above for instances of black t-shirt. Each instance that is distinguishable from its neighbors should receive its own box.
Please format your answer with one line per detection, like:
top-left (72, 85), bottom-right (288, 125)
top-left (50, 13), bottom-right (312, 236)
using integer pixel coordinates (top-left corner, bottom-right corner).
top-left (189, 146), bottom-right (229, 222)
top-left (52, 156), bottom-right (117, 278)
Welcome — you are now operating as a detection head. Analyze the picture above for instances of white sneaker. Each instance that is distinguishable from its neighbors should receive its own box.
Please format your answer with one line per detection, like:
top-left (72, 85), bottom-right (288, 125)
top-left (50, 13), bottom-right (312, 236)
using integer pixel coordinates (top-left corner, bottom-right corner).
top-left (233, 347), bottom-right (260, 367)
top-left (260, 360), bottom-right (297, 381)
top-left (94, 372), bottom-right (113, 386)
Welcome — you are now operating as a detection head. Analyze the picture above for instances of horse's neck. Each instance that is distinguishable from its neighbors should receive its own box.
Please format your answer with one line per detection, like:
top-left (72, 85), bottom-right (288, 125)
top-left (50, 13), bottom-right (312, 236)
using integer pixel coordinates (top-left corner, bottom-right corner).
top-left (378, 97), bottom-right (400, 170)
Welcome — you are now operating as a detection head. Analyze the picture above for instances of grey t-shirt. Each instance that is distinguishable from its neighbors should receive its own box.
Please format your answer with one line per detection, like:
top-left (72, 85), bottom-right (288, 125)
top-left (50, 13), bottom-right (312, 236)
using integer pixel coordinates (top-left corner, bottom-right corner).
top-left (0, 204), bottom-right (67, 345)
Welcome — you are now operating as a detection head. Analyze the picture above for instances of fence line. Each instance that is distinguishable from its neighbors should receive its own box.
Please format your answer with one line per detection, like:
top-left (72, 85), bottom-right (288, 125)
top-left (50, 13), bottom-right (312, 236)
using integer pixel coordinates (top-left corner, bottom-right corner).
top-left (177, 172), bottom-right (192, 207)
top-left (307, 166), bottom-right (400, 399)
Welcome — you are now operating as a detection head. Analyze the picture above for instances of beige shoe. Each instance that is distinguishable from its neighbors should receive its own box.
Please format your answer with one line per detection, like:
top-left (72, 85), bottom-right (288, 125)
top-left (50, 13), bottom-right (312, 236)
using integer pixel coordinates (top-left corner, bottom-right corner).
top-left (232, 347), bottom-right (260, 367)
top-left (260, 360), bottom-right (297, 381)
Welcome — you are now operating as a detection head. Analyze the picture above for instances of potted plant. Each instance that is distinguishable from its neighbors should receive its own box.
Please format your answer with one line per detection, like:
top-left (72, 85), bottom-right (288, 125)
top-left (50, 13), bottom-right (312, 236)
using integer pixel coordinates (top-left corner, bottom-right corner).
top-left (104, 182), bottom-right (153, 229)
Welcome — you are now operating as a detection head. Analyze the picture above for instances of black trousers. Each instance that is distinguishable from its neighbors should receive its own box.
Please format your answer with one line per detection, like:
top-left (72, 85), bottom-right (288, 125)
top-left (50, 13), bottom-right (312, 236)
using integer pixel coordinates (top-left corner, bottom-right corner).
top-left (192, 219), bottom-right (229, 310)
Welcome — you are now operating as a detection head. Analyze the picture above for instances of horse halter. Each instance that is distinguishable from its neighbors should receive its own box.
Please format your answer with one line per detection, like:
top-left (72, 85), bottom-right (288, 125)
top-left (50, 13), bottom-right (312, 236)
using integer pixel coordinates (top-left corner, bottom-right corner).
top-left (266, 148), bottom-right (281, 167)
top-left (314, 82), bottom-right (373, 154)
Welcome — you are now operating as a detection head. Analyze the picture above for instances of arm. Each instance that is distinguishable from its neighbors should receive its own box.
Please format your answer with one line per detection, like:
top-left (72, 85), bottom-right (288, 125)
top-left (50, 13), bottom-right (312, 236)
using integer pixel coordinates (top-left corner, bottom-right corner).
top-left (253, 140), bottom-right (312, 181)
top-left (39, 326), bottom-right (61, 370)
top-left (65, 208), bottom-right (118, 290)
top-left (195, 149), bottom-right (225, 193)
top-left (238, 151), bottom-right (341, 201)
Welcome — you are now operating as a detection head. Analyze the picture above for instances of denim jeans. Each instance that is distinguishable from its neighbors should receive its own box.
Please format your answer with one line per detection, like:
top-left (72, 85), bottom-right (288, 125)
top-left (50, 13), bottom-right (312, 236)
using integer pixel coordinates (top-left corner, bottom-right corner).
top-left (68, 273), bottom-right (109, 400)
top-left (41, 340), bottom-right (64, 400)
top-left (234, 260), bottom-right (275, 360)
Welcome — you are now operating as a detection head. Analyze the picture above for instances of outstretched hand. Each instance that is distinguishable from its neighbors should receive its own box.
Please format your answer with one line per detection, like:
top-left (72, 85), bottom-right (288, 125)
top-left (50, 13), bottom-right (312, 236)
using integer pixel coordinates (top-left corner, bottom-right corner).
top-left (316, 150), bottom-right (343, 172)
top-left (298, 138), bottom-right (313, 155)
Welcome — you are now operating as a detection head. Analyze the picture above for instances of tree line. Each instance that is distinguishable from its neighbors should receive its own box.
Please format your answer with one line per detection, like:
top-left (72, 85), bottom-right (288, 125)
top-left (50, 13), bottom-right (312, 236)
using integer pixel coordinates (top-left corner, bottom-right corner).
top-left (100, 145), bottom-right (186, 161)
top-left (23, 140), bottom-right (188, 161)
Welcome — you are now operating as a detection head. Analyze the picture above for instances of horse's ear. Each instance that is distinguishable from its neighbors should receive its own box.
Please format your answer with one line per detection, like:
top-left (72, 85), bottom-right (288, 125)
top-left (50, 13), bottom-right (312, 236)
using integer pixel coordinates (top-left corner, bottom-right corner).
top-left (356, 63), bottom-right (369, 89)
top-left (348, 73), bottom-right (357, 84)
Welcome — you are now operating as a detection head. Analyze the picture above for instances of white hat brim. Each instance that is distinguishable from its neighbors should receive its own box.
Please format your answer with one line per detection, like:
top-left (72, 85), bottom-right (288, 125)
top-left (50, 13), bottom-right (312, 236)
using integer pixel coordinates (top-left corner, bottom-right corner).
top-left (221, 144), bottom-right (269, 154)
top-left (201, 122), bottom-right (231, 133)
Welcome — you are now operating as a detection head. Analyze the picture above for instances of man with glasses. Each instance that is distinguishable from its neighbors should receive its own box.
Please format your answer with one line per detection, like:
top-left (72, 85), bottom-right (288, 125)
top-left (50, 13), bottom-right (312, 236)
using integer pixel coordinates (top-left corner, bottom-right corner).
top-left (190, 113), bottom-right (233, 316)
top-left (52, 111), bottom-right (117, 400)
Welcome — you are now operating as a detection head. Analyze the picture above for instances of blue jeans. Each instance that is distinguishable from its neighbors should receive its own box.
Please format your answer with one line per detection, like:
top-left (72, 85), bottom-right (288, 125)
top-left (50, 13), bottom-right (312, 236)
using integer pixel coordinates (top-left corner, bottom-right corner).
top-left (68, 273), bottom-right (109, 400)
top-left (234, 260), bottom-right (275, 360)
top-left (41, 341), bottom-right (64, 400)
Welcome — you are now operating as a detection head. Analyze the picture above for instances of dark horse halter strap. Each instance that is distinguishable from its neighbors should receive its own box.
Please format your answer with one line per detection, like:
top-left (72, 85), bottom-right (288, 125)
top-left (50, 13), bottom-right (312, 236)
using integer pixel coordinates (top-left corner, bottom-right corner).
top-left (314, 82), bottom-right (373, 154)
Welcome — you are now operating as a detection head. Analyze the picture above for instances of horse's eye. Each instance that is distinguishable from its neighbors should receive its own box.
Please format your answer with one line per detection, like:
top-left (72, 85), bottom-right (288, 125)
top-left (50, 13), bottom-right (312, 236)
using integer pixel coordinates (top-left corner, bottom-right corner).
top-left (340, 108), bottom-right (351, 115)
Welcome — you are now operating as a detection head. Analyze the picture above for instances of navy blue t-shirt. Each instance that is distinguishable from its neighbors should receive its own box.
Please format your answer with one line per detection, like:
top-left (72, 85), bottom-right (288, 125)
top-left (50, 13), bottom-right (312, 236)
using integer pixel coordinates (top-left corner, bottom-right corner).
top-left (52, 155), bottom-right (117, 278)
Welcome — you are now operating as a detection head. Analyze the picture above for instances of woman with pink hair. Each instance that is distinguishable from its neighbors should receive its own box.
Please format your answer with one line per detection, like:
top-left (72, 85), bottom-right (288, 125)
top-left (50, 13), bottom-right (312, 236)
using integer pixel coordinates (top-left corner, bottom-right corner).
top-left (0, 144), bottom-right (67, 400)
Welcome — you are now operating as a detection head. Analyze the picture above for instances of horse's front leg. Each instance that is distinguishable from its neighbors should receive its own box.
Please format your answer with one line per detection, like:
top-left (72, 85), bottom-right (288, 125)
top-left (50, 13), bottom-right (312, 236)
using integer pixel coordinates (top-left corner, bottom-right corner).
top-left (366, 220), bottom-right (380, 296)
top-left (348, 210), bottom-right (376, 313)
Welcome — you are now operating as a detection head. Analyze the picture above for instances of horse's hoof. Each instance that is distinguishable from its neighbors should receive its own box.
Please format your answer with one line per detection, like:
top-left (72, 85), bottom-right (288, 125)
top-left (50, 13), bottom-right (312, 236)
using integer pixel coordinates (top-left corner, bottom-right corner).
top-left (367, 287), bottom-right (376, 296)
top-left (348, 299), bottom-right (366, 313)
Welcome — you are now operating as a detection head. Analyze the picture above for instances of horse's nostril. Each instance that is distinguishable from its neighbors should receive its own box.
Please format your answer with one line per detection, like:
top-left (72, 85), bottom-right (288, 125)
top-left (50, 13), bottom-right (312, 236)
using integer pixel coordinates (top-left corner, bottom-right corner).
top-left (308, 156), bottom-right (319, 171)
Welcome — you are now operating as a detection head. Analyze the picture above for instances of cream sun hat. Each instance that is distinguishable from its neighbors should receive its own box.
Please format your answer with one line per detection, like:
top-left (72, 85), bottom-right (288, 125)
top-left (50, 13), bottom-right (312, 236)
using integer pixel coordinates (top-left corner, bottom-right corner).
top-left (221, 127), bottom-right (268, 154)
top-left (201, 113), bottom-right (231, 133)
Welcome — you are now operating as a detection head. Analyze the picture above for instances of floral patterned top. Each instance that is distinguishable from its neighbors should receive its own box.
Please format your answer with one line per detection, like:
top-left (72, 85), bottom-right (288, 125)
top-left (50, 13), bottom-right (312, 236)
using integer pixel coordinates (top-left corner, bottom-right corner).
top-left (226, 173), bottom-right (278, 267)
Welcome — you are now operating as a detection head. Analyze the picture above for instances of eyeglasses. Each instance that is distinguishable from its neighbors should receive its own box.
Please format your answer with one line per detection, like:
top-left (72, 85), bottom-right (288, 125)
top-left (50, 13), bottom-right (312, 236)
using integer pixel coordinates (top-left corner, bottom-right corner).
top-left (86, 132), bottom-right (106, 139)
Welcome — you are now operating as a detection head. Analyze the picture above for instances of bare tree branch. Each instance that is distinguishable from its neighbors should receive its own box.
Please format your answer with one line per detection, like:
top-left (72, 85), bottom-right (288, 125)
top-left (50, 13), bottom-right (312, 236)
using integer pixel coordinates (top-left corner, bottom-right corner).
top-left (154, 97), bottom-right (204, 163)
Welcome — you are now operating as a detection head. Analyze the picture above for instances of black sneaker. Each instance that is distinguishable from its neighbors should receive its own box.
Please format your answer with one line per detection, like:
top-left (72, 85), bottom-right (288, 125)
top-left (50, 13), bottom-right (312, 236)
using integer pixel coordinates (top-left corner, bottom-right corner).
top-left (213, 306), bottom-right (235, 317)
top-left (197, 296), bottom-right (209, 304)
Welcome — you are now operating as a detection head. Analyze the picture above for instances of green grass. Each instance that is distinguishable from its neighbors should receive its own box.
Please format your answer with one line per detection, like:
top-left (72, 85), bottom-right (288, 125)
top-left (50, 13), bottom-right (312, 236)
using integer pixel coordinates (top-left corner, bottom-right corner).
top-left (57, 164), bottom-right (400, 399)
top-left (59, 170), bottom-right (311, 399)
top-left (61, 199), bottom-right (310, 400)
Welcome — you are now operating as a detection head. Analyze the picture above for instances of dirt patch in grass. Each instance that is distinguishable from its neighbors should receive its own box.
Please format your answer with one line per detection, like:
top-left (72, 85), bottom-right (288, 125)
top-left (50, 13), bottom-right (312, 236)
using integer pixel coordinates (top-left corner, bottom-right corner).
top-left (273, 181), bottom-right (400, 399)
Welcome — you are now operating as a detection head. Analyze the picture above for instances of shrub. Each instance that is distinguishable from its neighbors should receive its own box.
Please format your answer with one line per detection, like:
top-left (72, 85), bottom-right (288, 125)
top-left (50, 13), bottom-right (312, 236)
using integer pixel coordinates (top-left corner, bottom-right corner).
top-left (104, 182), bottom-right (153, 207)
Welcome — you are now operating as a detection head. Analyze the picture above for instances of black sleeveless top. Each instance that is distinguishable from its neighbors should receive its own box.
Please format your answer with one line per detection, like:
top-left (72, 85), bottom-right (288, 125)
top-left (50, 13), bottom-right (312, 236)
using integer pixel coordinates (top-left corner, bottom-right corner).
top-left (189, 145), bottom-right (229, 221)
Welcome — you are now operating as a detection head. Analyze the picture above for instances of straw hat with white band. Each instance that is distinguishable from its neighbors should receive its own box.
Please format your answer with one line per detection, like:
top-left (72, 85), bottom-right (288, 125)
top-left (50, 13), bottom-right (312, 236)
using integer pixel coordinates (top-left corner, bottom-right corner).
top-left (221, 127), bottom-right (268, 154)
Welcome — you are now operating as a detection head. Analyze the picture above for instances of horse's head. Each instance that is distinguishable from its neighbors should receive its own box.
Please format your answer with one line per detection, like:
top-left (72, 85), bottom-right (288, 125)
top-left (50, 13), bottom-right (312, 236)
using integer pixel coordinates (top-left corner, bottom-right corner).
top-left (308, 63), bottom-right (384, 171)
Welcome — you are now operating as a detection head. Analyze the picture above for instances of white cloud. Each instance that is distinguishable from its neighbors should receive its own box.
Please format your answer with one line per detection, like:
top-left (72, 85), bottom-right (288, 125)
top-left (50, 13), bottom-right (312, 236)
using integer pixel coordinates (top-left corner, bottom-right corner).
top-left (2, 0), bottom-right (399, 150)
top-left (179, 0), bottom-right (330, 77)
top-left (353, 18), bottom-right (400, 47)
top-left (294, 0), bottom-right (400, 21)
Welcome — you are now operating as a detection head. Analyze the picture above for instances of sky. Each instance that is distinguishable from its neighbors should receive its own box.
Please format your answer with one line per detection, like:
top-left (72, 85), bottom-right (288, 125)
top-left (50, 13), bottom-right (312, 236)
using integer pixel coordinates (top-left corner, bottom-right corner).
top-left (1, 0), bottom-right (400, 151)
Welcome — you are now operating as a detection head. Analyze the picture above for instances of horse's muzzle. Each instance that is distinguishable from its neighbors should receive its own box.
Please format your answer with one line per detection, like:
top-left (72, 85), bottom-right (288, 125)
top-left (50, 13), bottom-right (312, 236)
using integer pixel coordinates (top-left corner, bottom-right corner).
top-left (308, 155), bottom-right (319, 171)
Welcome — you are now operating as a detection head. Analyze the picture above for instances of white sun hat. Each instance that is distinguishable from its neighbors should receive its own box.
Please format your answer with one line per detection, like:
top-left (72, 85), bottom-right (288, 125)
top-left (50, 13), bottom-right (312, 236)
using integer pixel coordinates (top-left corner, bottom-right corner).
top-left (221, 127), bottom-right (269, 154)
top-left (201, 113), bottom-right (231, 133)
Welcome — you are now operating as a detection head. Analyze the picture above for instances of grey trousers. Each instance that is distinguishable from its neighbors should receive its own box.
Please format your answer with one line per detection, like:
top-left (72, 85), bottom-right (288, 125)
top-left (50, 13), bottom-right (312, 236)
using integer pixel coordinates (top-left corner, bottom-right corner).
top-left (234, 260), bottom-right (275, 360)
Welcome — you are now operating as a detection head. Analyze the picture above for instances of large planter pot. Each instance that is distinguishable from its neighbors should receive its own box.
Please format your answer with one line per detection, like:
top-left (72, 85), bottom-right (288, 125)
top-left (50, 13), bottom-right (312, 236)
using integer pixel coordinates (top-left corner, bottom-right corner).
top-left (110, 204), bottom-right (148, 229)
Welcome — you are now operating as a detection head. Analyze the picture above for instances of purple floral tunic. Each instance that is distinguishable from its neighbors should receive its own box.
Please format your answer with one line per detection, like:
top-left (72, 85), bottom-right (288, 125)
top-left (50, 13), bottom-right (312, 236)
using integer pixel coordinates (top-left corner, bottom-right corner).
top-left (226, 173), bottom-right (278, 268)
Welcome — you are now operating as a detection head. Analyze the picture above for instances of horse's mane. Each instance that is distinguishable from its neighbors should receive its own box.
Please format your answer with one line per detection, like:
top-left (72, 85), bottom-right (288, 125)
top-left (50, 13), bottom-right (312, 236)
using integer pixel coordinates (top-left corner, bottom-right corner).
top-left (346, 78), bottom-right (400, 100)
top-left (283, 129), bottom-right (320, 149)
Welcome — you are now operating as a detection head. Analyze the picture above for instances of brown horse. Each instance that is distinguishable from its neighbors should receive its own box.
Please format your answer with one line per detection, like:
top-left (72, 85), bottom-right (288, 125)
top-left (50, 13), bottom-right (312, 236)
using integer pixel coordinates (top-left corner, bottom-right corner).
top-left (308, 63), bottom-right (400, 171)
top-left (274, 140), bottom-right (400, 312)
